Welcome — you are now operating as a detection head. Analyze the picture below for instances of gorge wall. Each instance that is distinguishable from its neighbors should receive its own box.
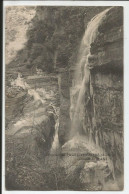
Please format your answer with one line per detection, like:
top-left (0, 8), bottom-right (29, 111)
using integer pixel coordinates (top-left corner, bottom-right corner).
top-left (58, 68), bottom-right (71, 145)
top-left (88, 7), bottom-right (123, 179)
top-left (5, 6), bottom-right (123, 190)
top-left (61, 6), bottom-right (123, 189)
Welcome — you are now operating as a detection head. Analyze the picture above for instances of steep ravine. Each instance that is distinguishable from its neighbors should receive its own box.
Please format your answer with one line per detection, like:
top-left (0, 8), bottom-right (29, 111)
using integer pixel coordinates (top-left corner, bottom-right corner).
top-left (5, 6), bottom-right (123, 191)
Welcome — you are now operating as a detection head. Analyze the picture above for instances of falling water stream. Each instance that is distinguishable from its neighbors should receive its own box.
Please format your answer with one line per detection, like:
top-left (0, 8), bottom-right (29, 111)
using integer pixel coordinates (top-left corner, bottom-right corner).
top-left (71, 8), bottom-right (111, 136)
top-left (68, 7), bottom-right (118, 184)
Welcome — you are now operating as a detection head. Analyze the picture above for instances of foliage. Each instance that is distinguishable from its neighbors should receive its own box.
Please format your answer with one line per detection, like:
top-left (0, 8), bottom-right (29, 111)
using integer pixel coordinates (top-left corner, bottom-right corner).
top-left (25, 6), bottom-right (108, 73)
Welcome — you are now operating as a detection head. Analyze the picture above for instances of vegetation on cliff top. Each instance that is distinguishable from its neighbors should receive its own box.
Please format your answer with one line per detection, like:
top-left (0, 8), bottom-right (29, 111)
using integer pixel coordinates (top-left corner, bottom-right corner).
top-left (7, 6), bottom-right (108, 74)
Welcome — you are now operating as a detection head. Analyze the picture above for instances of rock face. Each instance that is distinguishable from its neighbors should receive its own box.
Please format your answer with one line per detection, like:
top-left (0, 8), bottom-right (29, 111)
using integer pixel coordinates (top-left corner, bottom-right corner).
top-left (89, 7), bottom-right (123, 69)
top-left (5, 74), bottom-right (60, 190)
top-left (87, 6), bottom-right (123, 180)
top-left (58, 68), bottom-right (71, 145)
top-left (66, 7), bottom-right (123, 190)
top-left (6, 113), bottom-right (55, 190)
top-left (5, 90), bottom-right (27, 128)
top-left (5, 6), bottom-right (36, 65)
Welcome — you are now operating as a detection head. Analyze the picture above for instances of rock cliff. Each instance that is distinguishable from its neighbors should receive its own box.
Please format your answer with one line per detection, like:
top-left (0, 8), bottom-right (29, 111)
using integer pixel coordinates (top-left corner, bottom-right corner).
top-left (58, 68), bottom-right (71, 145)
top-left (65, 7), bottom-right (123, 190)
top-left (87, 6), bottom-right (123, 180)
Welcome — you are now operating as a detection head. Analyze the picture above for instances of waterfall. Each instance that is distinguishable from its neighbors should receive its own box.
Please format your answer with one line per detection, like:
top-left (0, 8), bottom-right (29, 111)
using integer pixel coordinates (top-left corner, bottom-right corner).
top-left (69, 7), bottom-right (116, 182)
top-left (71, 8), bottom-right (111, 137)
top-left (50, 104), bottom-right (60, 152)
top-left (50, 116), bottom-right (60, 152)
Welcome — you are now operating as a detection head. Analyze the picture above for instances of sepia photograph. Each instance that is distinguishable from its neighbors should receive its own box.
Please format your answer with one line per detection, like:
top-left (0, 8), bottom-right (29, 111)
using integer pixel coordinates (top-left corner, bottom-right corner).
top-left (4, 2), bottom-right (124, 191)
